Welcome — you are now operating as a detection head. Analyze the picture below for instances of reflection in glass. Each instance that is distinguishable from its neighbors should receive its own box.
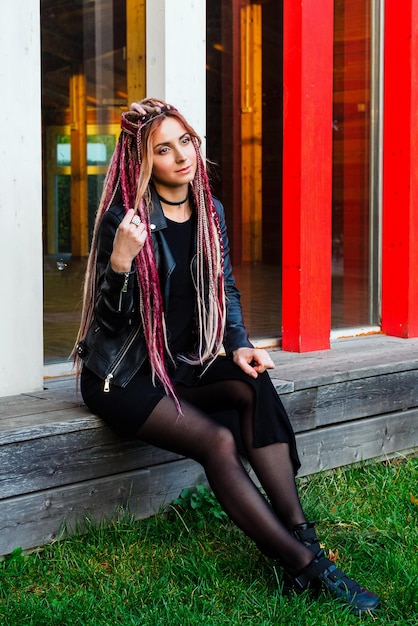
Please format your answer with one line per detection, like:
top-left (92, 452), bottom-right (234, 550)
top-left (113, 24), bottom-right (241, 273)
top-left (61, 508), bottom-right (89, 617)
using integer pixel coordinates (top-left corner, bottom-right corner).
top-left (332, 0), bottom-right (376, 328)
top-left (207, 0), bottom-right (377, 336)
top-left (206, 0), bottom-right (283, 340)
top-left (41, 0), bottom-right (126, 362)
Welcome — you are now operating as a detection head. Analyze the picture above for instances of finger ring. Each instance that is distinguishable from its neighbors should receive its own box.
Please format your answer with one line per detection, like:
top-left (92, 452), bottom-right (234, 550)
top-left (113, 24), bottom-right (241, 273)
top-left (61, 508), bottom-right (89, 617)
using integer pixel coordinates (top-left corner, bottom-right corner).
top-left (131, 215), bottom-right (141, 227)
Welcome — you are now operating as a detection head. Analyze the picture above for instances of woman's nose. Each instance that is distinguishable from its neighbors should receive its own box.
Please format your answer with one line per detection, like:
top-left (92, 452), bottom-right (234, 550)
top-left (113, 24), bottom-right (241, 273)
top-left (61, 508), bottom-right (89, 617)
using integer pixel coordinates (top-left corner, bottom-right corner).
top-left (175, 147), bottom-right (187, 162)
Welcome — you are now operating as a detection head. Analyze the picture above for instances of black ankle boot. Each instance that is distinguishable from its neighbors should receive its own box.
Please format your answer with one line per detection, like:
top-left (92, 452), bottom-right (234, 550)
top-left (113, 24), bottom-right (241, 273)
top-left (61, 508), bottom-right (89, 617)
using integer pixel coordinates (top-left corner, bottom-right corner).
top-left (284, 555), bottom-right (381, 615)
top-left (291, 521), bottom-right (323, 557)
top-left (286, 522), bottom-right (380, 615)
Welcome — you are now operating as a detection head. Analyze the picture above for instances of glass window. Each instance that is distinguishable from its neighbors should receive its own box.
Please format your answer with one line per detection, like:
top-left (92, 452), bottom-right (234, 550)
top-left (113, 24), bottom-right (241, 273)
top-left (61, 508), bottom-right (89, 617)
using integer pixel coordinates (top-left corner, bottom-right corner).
top-left (207, 0), bottom-right (380, 339)
top-left (41, 0), bottom-right (127, 362)
top-left (206, 0), bottom-right (283, 341)
top-left (332, 0), bottom-right (380, 328)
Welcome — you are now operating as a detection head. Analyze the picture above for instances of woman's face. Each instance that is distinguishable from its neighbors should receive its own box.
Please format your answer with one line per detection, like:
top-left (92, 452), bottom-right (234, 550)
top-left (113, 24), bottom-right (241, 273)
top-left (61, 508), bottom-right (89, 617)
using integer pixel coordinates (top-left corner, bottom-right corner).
top-left (151, 117), bottom-right (197, 190)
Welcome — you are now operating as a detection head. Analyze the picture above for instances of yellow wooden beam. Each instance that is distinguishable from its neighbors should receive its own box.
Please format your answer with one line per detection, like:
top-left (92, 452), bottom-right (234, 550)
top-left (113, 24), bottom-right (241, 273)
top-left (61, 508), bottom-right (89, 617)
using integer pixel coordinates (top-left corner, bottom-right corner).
top-left (241, 3), bottom-right (263, 262)
top-left (70, 71), bottom-right (88, 257)
top-left (126, 0), bottom-right (146, 104)
top-left (45, 126), bottom-right (59, 255)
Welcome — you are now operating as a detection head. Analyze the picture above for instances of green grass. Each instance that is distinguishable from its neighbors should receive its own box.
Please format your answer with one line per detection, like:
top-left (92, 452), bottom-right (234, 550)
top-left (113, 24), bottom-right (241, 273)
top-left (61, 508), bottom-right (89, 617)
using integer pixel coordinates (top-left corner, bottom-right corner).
top-left (1, 456), bottom-right (417, 625)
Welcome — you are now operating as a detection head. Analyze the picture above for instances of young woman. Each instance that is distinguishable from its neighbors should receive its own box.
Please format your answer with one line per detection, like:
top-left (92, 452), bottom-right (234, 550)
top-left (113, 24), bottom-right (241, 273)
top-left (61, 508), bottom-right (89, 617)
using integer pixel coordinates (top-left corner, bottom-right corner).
top-left (75, 98), bottom-right (380, 615)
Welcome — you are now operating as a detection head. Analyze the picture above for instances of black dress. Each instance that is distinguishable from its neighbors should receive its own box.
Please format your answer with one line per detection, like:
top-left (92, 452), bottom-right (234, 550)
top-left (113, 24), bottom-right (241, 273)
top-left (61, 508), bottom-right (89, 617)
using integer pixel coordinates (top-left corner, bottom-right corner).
top-left (81, 214), bottom-right (300, 472)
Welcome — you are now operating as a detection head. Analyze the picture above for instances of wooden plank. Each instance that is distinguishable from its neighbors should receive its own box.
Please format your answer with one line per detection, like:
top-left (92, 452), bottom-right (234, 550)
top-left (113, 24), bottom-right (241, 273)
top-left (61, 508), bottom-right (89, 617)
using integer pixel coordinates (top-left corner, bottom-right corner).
top-left (270, 335), bottom-right (418, 388)
top-left (0, 378), bottom-right (80, 419)
top-left (281, 388), bottom-right (318, 432)
top-left (147, 460), bottom-right (208, 514)
top-left (282, 369), bottom-right (418, 432)
top-left (0, 428), bottom-right (182, 499)
top-left (296, 408), bottom-right (418, 476)
top-left (0, 406), bottom-right (99, 444)
top-left (270, 378), bottom-right (294, 394)
top-left (36, 376), bottom-right (81, 396)
top-left (0, 468), bottom-right (150, 555)
top-left (0, 395), bottom-right (79, 420)
top-left (315, 370), bottom-right (418, 425)
top-left (0, 458), bottom-right (206, 557)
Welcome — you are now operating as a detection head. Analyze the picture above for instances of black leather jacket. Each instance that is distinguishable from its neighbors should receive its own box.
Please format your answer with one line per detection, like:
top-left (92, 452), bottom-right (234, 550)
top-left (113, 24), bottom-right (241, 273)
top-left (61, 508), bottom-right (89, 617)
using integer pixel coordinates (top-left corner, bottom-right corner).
top-left (77, 192), bottom-right (252, 391)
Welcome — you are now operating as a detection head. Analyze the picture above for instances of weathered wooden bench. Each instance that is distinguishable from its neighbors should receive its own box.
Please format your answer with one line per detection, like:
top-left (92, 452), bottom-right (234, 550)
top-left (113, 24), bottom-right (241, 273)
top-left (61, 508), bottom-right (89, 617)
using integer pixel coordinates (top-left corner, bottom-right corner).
top-left (1, 335), bottom-right (417, 557)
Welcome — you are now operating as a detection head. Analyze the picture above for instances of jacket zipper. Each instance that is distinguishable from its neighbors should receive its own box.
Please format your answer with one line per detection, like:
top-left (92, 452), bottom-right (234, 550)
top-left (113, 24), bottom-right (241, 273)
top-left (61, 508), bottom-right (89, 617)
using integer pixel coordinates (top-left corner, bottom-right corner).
top-left (103, 325), bottom-right (140, 392)
top-left (103, 373), bottom-right (113, 392)
top-left (118, 272), bottom-right (130, 312)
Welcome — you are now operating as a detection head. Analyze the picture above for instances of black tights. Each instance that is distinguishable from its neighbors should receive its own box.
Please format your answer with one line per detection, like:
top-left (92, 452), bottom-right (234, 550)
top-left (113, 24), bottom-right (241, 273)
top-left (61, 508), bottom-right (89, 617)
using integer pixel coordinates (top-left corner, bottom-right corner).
top-left (137, 379), bottom-right (314, 571)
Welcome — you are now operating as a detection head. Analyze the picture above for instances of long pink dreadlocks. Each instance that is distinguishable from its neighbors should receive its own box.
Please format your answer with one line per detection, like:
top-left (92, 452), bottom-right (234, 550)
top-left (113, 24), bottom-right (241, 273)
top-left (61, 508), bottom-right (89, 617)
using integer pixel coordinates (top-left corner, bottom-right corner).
top-left (74, 99), bottom-right (226, 412)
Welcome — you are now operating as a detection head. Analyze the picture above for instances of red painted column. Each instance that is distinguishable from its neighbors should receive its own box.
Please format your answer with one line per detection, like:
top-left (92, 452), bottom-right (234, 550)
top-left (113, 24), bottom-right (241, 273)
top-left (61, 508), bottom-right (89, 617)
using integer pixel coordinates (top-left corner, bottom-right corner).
top-left (282, 0), bottom-right (334, 351)
top-left (382, 1), bottom-right (418, 337)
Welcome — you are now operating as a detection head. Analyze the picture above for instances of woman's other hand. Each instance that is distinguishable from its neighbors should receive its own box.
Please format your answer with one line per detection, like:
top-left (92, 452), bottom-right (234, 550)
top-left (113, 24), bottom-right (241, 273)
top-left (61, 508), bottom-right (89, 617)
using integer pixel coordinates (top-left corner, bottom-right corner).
top-left (110, 209), bottom-right (148, 272)
top-left (232, 347), bottom-right (275, 379)
top-left (130, 99), bottom-right (165, 116)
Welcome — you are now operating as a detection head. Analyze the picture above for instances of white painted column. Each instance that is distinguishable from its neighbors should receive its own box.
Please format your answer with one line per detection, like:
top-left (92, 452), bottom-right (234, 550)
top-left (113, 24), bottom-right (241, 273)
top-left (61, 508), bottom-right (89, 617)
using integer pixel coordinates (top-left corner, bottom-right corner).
top-left (0, 1), bottom-right (44, 395)
top-left (146, 0), bottom-right (206, 141)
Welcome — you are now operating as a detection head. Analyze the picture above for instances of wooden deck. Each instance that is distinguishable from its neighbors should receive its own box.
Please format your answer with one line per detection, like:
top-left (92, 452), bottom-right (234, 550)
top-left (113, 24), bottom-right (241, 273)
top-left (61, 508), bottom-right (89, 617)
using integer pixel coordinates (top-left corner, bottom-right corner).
top-left (1, 335), bottom-right (417, 557)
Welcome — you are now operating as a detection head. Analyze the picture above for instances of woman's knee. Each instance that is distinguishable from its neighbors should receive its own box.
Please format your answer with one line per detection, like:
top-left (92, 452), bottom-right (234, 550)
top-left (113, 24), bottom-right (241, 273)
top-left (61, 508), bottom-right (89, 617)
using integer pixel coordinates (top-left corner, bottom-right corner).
top-left (206, 424), bottom-right (237, 458)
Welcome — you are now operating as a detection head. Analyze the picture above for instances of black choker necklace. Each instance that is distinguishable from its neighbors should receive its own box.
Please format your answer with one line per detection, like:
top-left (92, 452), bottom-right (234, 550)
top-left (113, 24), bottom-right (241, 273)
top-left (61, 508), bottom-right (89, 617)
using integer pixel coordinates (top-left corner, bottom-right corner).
top-left (158, 193), bottom-right (189, 206)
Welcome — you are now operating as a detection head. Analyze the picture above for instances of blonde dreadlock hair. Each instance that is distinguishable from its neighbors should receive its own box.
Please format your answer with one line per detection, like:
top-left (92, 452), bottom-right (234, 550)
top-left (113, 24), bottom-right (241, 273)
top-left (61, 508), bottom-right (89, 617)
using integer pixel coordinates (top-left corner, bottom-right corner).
top-left (74, 99), bottom-right (226, 410)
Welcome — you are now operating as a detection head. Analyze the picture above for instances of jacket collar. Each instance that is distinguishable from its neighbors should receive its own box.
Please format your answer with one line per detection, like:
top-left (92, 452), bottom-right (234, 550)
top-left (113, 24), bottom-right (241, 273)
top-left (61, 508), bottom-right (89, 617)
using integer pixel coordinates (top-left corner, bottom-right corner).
top-left (148, 186), bottom-right (167, 233)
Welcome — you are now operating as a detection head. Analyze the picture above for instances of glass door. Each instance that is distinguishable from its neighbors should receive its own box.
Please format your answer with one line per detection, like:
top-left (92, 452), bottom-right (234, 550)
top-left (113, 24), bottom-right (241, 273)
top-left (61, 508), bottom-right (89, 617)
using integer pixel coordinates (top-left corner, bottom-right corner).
top-left (207, 0), bottom-right (381, 340)
top-left (332, 0), bottom-right (381, 328)
top-left (207, 0), bottom-right (283, 340)
top-left (41, 0), bottom-right (132, 362)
